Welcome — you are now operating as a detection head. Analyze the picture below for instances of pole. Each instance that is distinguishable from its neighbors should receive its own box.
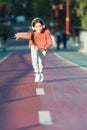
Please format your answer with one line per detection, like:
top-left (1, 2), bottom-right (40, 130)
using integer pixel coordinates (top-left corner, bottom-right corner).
top-left (66, 0), bottom-right (70, 34)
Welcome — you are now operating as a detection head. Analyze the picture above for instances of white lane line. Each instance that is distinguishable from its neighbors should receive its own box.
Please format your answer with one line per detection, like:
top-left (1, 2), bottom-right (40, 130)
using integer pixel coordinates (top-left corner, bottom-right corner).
top-left (0, 53), bottom-right (11, 63)
top-left (54, 52), bottom-right (87, 71)
top-left (36, 88), bottom-right (45, 95)
top-left (38, 111), bottom-right (53, 125)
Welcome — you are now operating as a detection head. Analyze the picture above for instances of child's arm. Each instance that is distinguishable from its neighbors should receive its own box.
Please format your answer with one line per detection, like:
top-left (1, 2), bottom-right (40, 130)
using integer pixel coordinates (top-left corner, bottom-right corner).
top-left (14, 32), bottom-right (31, 40)
top-left (44, 30), bottom-right (53, 50)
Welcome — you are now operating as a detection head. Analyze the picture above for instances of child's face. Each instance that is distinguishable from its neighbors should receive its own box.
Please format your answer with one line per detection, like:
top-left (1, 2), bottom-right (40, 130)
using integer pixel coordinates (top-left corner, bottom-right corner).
top-left (34, 22), bottom-right (43, 33)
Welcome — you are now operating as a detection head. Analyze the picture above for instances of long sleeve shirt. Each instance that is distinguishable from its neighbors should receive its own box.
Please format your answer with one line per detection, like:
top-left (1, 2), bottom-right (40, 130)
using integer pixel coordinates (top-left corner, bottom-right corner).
top-left (16, 29), bottom-right (53, 50)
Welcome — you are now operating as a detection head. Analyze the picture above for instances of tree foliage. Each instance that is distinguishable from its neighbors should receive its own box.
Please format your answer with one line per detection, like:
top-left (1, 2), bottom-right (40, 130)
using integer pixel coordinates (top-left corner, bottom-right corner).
top-left (32, 0), bottom-right (51, 18)
top-left (0, 0), bottom-right (87, 29)
top-left (70, 0), bottom-right (87, 28)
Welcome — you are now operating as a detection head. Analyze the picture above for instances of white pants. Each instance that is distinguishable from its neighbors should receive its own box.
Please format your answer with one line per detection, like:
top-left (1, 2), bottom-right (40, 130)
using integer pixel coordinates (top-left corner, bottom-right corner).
top-left (31, 45), bottom-right (46, 73)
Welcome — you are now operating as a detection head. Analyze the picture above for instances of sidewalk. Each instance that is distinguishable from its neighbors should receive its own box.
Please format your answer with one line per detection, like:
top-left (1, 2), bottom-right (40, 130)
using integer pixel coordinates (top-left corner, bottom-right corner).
top-left (0, 41), bottom-right (87, 130)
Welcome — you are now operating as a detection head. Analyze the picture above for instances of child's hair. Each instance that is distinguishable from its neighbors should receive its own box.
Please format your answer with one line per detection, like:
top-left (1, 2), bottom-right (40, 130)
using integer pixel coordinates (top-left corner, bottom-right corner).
top-left (31, 18), bottom-right (45, 30)
top-left (29, 18), bottom-right (46, 45)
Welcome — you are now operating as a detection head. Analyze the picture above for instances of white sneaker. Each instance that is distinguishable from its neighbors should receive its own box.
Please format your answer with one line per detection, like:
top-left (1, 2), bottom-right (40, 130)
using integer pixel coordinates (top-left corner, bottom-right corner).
top-left (35, 73), bottom-right (40, 82)
top-left (39, 73), bottom-right (44, 82)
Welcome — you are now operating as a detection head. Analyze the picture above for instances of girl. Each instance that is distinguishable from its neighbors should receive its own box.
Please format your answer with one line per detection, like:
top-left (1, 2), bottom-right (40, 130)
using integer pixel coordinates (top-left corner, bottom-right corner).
top-left (14, 17), bottom-right (53, 82)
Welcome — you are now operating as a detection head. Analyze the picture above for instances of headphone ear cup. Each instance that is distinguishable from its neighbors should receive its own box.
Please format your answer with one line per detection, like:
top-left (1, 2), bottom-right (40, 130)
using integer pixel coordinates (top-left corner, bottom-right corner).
top-left (43, 25), bottom-right (45, 28)
top-left (32, 26), bottom-right (35, 30)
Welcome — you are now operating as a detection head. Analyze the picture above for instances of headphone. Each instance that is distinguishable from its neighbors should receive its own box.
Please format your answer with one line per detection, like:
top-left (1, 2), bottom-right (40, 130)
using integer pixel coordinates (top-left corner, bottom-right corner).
top-left (31, 17), bottom-right (45, 30)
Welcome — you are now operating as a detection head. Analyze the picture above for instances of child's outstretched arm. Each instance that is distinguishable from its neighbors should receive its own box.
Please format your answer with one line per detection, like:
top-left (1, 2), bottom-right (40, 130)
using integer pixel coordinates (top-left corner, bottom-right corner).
top-left (44, 30), bottom-right (53, 50)
top-left (14, 32), bottom-right (31, 40)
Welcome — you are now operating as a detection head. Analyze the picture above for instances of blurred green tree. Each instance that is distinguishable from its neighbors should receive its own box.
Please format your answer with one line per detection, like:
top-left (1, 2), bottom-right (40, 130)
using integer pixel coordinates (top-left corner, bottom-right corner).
top-left (0, 0), bottom-right (87, 30)
top-left (70, 0), bottom-right (87, 29)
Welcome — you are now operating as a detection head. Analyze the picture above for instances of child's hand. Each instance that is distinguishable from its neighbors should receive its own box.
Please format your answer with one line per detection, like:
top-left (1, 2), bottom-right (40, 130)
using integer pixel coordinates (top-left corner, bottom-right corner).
top-left (40, 48), bottom-right (47, 51)
top-left (14, 33), bottom-right (20, 40)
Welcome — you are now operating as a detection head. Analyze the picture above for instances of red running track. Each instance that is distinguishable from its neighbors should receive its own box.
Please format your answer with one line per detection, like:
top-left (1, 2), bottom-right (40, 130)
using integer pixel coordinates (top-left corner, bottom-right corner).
top-left (0, 52), bottom-right (87, 130)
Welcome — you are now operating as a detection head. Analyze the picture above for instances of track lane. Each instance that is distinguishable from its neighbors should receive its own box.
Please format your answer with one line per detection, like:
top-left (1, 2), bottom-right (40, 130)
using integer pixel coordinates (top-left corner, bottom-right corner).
top-left (0, 50), bottom-right (87, 130)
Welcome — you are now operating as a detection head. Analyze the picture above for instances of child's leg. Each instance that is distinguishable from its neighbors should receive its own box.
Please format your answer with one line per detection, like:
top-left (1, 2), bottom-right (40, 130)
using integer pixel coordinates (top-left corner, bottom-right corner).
top-left (38, 50), bottom-right (46, 73)
top-left (31, 45), bottom-right (41, 82)
top-left (38, 51), bottom-right (47, 82)
top-left (31, 45), bottom-right (39, 73)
